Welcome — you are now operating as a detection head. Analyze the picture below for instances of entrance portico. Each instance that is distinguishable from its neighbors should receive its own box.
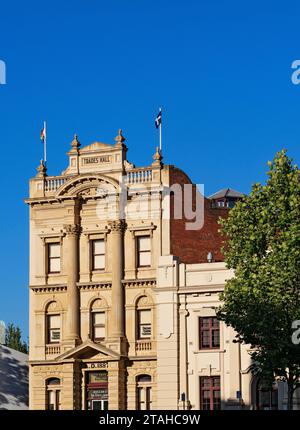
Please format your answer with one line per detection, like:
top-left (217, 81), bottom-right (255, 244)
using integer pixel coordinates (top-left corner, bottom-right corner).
top-left (52, 340), bottom-right (126, 410)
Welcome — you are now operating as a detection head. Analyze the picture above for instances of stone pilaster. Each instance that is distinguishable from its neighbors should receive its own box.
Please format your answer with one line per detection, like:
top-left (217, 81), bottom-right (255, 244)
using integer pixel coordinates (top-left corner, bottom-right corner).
top-left (179, 306), bottom-right (190, 409)
top-left (64, 224), bottom-right (81, 347)
top-left (226, 326), bottom-right (242, 409)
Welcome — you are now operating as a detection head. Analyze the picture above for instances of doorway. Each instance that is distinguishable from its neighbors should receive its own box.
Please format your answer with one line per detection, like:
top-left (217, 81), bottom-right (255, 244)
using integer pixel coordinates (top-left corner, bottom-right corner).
top-left (86, 371), bottom-right (108, 410)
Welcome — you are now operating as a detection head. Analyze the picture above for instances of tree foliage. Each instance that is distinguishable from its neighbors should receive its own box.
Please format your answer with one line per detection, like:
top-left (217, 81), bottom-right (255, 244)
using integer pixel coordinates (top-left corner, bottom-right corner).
top-left (5, 323), bottom-right (28, 354)
top-left (217, 150), bottom-right (300, 409)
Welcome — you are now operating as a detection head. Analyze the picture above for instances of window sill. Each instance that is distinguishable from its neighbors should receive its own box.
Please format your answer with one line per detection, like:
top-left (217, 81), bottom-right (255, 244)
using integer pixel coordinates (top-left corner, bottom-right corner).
top-left (194, 349), bottom-right (225, 354)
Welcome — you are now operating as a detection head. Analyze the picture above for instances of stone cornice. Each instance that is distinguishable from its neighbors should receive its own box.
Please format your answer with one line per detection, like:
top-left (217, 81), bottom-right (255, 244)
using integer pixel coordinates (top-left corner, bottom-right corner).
top-left (123, 279), bottom-right (156, 288)
top-left (82, 226), bottom-right (111, 237)
top-left (78, 282), bottom-right (112, 291)
top-left (39, 232), bottom-right (66, 239)
top-left (30, 285), bottom-right (67, 293)
top-left (30, 282), bottom-right (113, 293)
top-left (30, 279), bottom-right (156, 293)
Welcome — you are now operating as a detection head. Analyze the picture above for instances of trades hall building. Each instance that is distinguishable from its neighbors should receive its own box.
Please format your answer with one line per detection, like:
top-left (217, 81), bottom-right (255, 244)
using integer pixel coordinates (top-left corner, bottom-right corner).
top-left (27, 130), bottom-right (295, 410)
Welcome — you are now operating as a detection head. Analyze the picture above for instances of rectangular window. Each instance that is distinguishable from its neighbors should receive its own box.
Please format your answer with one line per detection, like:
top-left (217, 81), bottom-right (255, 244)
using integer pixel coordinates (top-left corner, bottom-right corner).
top-left (92, 240), bottom-right (105, 270)
top-left (138, 309), bottom-right (151, 339)
top-left (137, 236), bottom-right (151, 267)
top-left (47, 314), bottom-right (61, 343)
top-left (200, 376), bottom-right (221, 410)
top-left (199, 317), bottom-right (220, 349)
top-left (48, 243), bottom-right (61, 273)
top-left (92, 312), bottom-right (105, 341)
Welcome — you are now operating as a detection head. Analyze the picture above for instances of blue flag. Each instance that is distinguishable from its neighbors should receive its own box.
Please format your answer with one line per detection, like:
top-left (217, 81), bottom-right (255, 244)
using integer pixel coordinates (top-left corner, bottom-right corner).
top-left (155, 109), bottom-right (162, 129)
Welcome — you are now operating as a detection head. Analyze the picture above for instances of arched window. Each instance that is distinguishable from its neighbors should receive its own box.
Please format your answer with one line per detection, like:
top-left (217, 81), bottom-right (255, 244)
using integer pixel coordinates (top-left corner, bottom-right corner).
top-left (46, 302), bottom-right (61, 344)
top-left (136, 296), bottom-right (152, 340)
top-left (136, 375), bottom-right (152, 410)
top-left (46, 378), bottom-right (61, 410)
top-left (256, 379), bottom-right (278, 410)
top-left (90, 299), bottom-right (106, 342)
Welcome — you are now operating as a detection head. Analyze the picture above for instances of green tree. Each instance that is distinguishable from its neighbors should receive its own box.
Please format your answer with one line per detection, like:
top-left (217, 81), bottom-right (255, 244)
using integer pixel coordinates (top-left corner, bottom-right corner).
top-left (5, 323), bottom-right (28, 354)
top-left (217, 150), bottom-right (300, 410)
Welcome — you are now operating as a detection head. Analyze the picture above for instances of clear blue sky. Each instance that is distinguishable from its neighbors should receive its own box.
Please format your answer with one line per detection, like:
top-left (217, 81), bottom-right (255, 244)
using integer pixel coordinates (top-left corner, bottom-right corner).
top-left (1, 0), bottom-right (300, 340)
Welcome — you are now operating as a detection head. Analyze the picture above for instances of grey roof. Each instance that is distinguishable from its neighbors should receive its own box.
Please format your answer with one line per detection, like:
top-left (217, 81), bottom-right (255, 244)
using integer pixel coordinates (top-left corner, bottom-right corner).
top-left (208, 188), bottom-right (244, 200)
top-left (0, 345), bottom-right (29, 410)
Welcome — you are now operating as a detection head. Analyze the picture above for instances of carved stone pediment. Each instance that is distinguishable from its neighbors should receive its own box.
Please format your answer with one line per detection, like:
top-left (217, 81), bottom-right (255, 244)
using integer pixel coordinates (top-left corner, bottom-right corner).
top-left (55, 340), bottom-right (120, 361)
top-left (55, 174), bottom-right (119, 198)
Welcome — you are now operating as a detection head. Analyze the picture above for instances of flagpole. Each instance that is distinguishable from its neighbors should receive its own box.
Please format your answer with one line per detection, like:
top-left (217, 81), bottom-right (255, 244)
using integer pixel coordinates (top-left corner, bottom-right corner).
top-left (44, 121), bottom-right (47, 164)
top-left (159, 107), bottom-right (162, 152)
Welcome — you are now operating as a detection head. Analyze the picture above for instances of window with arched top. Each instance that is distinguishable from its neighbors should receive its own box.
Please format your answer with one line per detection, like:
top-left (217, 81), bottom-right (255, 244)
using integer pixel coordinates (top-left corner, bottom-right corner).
top-left (90, 299), bottom-right (106, 342)
top-left (136, 374), bottom-right (152, 410)
top-left (136, 296), bottom-right (152, 340)
top-left (45, 301), bottom-right (61, 344)
top-left (46, 378), bottom-right (61, 410)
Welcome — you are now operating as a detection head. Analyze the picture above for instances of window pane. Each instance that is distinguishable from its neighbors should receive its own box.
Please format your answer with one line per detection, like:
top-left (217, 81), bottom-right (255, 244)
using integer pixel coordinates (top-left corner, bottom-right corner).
top-left (138, 237), bottom-right (150, 251)
top-left (202, 377), bottom-right (210, 388)
top-left (139, 310), bottom-right (151, 324)
top-left (146, 387), bottom-right (152, 409)
top-left (94, 326), bottom-right (105, 339)
top-left (213, 390), bottom-right (221, 410)
top-left (201, 331), bottom-right (210, 347)
top-left (213, 377), bottom-right (220, 387)
top-left (137, 375), bottom-right (151, 383)
top-left (93, 312), bottom-right (105, 325)
top-left (49, 315), bottom-right (60, 328)
top-left (201, 318), bottom-right (210, 328)
top-left (212, 330), bottom-right (220, 347)
top-left (139, 252), bottom-right (151, 266)
top-left (212, 318), bottom-right (219, 327)
top-left (49, 390), bottom-right (56, 409)
top-left (93, 240), bottom-right (105, 255)
top-left (49, 244), bottom-right (60, 258)
top-left (49, 257), bottom-right (60, 272)
top-left (47, 378), bottom-right (60, 385)
top-left (140, 324), bottom-right (151, 338)
top-left (94, 255), bottom-right (105, 270)
top-left (50, 329), bottom-right (60, 342)
top-left (203, 390), bottom-right (210, 399)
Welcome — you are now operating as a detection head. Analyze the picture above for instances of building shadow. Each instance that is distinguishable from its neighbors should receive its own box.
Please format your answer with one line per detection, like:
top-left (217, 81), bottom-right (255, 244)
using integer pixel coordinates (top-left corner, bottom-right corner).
top-left (0, 345), bottom-right (29, 410)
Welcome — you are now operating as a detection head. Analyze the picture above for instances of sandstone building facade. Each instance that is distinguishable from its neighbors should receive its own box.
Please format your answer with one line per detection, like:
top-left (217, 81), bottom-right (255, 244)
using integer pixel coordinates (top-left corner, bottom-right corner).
top-left (26, 131), bottom-right (228, 410)
top-left (26, 131), bottom-right (300, 410)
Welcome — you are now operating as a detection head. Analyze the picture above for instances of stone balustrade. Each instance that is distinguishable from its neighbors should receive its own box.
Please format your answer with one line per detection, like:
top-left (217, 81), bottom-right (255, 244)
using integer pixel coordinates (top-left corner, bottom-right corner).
top-left (45, 177), bottom-right (66, 192)
top-left (45, 344), bottom-right (61, 355)
top-left (126, 169), bottom-right (153, 184)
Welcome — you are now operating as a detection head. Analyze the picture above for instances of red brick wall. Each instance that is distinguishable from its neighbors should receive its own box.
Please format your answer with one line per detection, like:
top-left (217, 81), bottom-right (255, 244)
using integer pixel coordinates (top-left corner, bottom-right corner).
top-left (169, 166), bottom-right (228, 264)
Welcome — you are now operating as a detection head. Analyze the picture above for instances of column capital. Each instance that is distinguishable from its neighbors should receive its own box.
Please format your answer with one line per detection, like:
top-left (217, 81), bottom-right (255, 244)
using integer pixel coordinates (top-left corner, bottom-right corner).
top-left (108, 220), bottom-right (127, 233)
top-left (64, 224), bottom-right (81, 237)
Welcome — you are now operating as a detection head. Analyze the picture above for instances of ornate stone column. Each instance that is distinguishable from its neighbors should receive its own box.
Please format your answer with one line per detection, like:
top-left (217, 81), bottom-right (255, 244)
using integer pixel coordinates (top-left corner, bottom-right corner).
top-left (64, 224), bottom-right (80, 345)
top-left (108, 220), bottom-right (126, 342)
